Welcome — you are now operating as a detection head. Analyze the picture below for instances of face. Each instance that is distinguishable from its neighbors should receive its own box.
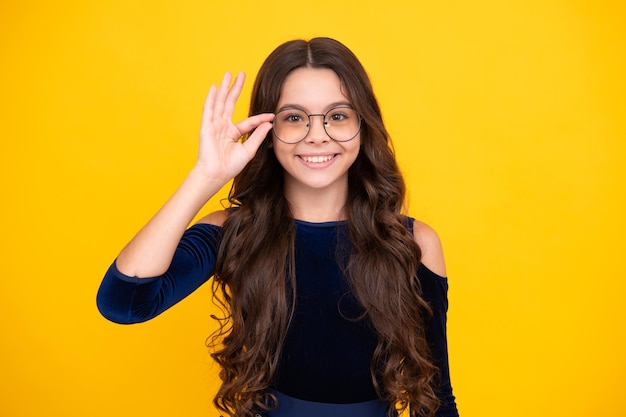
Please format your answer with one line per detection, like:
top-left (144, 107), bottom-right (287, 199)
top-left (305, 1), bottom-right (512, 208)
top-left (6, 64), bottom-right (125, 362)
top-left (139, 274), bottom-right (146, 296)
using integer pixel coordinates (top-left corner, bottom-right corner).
top-left (272, 67), bottom-right (361, 195)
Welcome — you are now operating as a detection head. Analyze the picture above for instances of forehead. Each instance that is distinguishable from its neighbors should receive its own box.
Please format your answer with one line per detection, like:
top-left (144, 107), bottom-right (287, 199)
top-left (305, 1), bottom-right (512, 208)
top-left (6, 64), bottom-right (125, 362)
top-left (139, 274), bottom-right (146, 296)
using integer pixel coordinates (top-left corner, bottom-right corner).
top-left (278, 67), bottom-right (349, 110)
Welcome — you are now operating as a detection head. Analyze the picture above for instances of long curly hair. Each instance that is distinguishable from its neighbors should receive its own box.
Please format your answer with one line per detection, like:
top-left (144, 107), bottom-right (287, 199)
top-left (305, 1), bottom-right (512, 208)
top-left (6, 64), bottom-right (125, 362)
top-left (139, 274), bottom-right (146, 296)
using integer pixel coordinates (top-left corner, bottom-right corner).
top-left (209, 37), bottom-right (439, 417)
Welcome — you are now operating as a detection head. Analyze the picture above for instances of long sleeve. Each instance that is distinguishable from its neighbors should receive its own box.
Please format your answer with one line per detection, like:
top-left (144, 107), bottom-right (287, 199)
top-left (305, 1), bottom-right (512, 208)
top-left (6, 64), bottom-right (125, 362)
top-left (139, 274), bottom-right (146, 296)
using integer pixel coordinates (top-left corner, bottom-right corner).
top-left (418, 263), bottom-right (459, 417)
top-left (96, 223), bottom-right (222, 324)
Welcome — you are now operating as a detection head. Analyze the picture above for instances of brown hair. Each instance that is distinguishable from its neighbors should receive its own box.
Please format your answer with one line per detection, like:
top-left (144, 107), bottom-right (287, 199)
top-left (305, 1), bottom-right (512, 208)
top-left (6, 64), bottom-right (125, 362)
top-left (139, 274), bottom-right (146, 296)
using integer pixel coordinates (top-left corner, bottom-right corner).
top-left (210, 37), bottom-right (439, 417)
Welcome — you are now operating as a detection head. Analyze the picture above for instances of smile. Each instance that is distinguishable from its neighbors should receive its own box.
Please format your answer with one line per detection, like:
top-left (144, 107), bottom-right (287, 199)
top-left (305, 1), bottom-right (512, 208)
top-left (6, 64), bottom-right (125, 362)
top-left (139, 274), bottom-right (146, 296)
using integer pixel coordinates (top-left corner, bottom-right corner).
top-left (299, 154), bottom-right (336, 163)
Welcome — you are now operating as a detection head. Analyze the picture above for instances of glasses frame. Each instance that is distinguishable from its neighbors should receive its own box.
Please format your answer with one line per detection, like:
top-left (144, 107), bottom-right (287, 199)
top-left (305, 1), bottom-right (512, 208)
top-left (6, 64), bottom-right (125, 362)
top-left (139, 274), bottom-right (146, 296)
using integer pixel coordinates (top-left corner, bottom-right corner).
top-left (271, 105), bottom-right (362, 144)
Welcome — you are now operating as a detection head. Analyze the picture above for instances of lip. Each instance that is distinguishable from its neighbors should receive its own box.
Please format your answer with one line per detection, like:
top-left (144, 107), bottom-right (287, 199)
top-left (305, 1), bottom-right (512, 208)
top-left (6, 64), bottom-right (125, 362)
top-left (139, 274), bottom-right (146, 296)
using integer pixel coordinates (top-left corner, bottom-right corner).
top-left (297, 153), bottom-right (338, 169)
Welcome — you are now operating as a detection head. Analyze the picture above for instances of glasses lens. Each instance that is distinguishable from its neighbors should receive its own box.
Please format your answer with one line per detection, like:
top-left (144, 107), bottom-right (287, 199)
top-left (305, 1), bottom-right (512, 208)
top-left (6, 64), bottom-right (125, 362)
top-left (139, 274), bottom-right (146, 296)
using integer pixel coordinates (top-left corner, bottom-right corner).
top-left (272, 106), bottom-right (362, 143)
top-left (324, 107), bottom-right (361, 142)
top-left (273, 109), bottom-right (309, 144)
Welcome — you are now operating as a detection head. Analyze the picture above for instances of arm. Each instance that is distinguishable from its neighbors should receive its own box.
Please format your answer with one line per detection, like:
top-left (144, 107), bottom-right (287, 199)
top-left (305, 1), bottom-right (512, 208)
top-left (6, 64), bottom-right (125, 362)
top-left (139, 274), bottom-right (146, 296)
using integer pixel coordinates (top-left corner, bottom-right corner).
top-left (412, 219), bottom-right (446, 278)
top-left (97, 72), bottom-right (273, 323)
top-left (97, 223), bottom-right (222, 324)
top-left (413, 220), bottom-right (459, 416)
top-left (115, 72), bottom-right (274, 278)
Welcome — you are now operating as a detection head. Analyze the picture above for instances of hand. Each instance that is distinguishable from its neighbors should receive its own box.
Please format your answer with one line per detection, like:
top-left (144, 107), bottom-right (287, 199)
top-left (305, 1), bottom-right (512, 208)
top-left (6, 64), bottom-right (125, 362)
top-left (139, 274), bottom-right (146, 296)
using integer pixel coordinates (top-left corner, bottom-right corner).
top-left (195, 71), bottom-right (274, 183)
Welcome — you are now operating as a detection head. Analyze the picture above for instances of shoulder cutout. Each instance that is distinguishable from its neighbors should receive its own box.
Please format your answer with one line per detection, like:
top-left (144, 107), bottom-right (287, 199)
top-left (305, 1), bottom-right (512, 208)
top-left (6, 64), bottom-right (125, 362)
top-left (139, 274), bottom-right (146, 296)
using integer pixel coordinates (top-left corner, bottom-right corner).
top-left (412, 219), bottom-right (447, 278)
top-left (196, 210), bottom-right (229, 227)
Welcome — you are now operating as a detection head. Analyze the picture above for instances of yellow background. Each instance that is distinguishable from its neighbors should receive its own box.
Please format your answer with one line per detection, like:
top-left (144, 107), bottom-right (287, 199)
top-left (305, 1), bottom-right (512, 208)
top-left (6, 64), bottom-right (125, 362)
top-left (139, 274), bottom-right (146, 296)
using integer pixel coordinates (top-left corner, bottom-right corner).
top-left (1, 1), bottom-right (624, 416)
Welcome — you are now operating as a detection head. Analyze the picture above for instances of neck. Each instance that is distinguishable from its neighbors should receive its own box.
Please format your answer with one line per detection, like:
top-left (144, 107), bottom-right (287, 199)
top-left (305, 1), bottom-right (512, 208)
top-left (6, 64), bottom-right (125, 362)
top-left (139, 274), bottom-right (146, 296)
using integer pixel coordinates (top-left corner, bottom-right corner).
top-left (283, 178), bottom-right (348, 223)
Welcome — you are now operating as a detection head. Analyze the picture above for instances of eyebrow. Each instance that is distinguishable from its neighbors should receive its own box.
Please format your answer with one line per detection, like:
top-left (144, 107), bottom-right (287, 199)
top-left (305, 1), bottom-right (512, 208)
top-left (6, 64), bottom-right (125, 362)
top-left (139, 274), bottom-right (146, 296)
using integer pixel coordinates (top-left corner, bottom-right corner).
top-left (276, 101), bottom-right (353, 113)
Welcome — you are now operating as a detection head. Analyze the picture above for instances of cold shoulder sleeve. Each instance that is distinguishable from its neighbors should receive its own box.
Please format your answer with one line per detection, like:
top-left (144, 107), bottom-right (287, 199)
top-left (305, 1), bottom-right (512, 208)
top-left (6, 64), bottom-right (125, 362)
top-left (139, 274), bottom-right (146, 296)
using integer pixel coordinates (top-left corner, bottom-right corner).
top-left (96, 223), bottom-right (222, 324)
top-left (404, 216), bottom-right (458, 415)
top-left (418, 263), bottom-right (459, 417)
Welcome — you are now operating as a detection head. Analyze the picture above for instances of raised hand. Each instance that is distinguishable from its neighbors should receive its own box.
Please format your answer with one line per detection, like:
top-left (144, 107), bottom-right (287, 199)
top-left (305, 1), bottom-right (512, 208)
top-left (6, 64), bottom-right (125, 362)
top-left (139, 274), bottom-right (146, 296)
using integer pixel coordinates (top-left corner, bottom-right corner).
top-left (114, 72), bottom-right (273, 278)
top-left (195, 71), bottom-right (274, 184)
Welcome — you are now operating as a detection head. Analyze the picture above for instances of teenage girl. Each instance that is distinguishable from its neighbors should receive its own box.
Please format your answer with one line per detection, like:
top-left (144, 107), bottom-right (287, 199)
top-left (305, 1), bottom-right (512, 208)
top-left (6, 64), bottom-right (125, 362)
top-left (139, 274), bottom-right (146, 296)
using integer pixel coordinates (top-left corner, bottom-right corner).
top-left (97, 37), bottom-right (459, 417)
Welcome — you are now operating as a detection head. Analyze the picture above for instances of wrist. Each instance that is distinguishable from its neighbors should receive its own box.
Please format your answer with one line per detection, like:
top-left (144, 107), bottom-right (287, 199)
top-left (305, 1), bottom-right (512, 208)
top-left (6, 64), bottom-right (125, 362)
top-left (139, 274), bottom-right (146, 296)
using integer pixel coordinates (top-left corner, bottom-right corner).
top-left (186, 166), bottom-right (230, 195)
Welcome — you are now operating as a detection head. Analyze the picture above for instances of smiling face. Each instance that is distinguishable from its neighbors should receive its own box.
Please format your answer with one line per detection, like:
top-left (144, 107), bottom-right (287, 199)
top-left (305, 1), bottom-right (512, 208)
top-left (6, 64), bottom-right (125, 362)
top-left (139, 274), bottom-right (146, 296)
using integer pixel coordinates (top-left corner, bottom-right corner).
top-left (272, 67), bottom-right (361, 198)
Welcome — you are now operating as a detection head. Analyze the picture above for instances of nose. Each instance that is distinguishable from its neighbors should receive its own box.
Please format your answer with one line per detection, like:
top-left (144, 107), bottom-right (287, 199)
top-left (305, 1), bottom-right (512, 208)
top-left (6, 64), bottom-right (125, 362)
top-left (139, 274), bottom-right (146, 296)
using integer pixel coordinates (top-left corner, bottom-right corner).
top-left (305, 114), bottom-right (330, 143)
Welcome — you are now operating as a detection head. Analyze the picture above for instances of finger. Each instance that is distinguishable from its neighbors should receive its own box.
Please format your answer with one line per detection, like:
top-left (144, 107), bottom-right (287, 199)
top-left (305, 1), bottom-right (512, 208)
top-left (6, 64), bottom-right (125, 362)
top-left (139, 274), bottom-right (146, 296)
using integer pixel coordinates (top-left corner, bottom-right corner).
top-left (242, 121), bottom-right (274, 158)
top-left (233, 113), bottom-right (275, 136)
top-left (223, 71), bottom-right (245, 117)
top-left (200, 85), bottom-right (217, 132)
top-left (213, 72), bottom-right (232, 118)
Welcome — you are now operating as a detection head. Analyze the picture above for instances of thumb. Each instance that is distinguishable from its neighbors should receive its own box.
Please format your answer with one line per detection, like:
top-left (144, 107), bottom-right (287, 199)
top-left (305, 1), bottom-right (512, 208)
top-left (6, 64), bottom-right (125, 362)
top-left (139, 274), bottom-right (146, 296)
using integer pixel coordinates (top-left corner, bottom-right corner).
top-left (242, 121), bottom-right (273, 157)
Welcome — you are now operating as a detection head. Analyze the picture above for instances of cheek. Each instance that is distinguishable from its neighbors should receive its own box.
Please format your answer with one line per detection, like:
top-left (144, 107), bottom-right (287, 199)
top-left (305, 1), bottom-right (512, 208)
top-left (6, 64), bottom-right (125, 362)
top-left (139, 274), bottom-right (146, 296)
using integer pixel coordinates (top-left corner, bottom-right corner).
top-left (346, 137), bottom-right (362, 159)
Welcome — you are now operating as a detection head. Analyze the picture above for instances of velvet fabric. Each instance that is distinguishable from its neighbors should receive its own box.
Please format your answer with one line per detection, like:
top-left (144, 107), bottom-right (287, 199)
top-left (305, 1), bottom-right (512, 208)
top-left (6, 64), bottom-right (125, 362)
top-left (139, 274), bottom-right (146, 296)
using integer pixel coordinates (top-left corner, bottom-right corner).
top-left (97, 218), bottom-right (458, 416)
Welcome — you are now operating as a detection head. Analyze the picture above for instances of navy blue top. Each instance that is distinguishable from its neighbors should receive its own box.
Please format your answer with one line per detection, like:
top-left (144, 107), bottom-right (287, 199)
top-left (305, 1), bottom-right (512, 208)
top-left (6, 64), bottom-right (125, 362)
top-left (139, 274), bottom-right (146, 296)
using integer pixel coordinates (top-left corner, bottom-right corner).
top-left (97, 218), bottom-right (458, 416)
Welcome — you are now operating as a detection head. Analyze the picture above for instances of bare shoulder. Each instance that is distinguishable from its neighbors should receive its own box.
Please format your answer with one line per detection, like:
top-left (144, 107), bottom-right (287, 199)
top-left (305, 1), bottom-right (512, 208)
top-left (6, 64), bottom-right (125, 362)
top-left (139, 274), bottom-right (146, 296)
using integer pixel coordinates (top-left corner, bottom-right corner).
top-left (412, 219), bottom-right (447, 278)
top-left (196, 210), bottom-right (229, 227)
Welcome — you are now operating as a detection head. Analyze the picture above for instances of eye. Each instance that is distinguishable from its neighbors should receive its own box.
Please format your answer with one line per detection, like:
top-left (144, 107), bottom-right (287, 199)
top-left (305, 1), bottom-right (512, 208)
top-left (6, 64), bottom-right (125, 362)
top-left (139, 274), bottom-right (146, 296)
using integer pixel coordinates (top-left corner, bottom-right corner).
top-left (327, 107), bottom-right (354, 122)
top-left (279, 110), bottom-right (307, 124)
top-left (286, 114), bottom-right (303, 122)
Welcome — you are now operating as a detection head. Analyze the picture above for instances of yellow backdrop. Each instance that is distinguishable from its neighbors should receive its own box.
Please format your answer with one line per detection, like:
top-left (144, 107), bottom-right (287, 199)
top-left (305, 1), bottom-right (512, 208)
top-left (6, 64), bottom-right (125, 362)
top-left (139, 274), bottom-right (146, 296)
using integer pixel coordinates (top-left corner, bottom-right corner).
top-left (1, 1), bottom-right (624, 416)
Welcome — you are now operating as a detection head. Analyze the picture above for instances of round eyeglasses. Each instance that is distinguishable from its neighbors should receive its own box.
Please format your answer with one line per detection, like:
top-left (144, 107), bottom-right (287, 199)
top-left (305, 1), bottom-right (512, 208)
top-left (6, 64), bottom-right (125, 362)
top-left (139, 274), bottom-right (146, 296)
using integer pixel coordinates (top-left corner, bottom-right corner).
top-left (272, 106), bottom-right (362, 144)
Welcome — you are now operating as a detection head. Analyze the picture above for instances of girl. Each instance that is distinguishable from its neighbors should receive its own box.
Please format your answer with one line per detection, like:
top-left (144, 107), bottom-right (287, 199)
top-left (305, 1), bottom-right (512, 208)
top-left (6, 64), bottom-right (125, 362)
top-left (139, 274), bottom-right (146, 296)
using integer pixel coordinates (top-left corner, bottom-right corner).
top-left (97, 37), bottom-right (458, 417)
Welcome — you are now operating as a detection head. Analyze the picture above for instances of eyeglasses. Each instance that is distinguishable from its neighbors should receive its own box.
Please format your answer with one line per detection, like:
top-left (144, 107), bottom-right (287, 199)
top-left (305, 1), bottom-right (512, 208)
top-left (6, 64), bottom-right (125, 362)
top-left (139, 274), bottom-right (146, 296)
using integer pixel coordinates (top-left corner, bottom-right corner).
top-left (272, 106), bottom-right (362, 144)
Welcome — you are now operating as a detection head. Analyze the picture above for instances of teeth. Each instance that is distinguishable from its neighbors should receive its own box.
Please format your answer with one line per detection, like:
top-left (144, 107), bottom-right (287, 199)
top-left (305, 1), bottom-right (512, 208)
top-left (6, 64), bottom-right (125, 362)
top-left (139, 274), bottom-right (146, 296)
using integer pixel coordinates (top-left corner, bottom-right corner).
top-left (302, 155), bottom-right (333, 163)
